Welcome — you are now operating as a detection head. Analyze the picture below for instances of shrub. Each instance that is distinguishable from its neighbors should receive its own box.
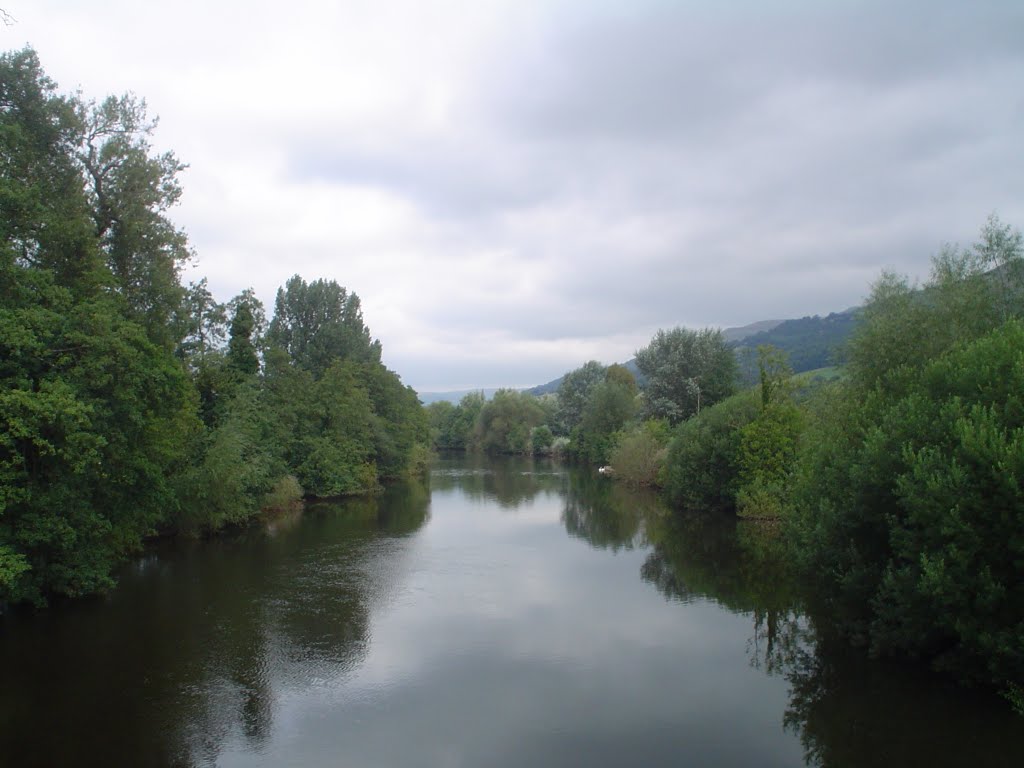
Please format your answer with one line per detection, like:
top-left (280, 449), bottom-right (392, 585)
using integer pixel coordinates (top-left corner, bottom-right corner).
top-left (662, 390), bottom-right (760, 512)
top-left (262, 474), bottom-right (304, 511)
top-left (609, 421), bottom-right (670, 487)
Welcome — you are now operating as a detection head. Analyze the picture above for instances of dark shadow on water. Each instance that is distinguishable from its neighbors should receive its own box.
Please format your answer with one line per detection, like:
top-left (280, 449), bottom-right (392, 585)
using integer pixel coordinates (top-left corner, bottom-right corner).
top-left (3, 458), bottom-right (1022, 767)
top-left (637, 509), bottom-right (1024, 768)
top-left (0, 476), bottom-right (430, 768)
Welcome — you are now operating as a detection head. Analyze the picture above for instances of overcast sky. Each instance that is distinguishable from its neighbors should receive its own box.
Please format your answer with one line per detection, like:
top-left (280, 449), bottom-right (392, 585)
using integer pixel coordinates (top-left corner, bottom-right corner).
top-left (6, 1), bottom-right (1023, 391)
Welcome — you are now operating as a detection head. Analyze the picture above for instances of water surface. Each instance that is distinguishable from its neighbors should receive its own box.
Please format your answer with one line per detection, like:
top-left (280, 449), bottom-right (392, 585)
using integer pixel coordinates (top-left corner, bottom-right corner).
top-left (1, 455), bottom-right (1020, 767)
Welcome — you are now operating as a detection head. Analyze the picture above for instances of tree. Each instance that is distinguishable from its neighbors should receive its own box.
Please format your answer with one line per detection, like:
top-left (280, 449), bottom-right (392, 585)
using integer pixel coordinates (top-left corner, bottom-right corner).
top-left (555, 361), bottom-right (606, 435)
top-left (226, 289), bottom-right (264, 376)
top-left (793, 218), bottom-right (1024, 694)
top-left (473, 390), bottom-right (547, 454)
top-left (635, 327), bottom-right (737, 424)
top-left (75, 93), bottom-right (191, 345)
top-left (0, 48), bottom-right (100, 291)
top-left (608, 420), bottom-right (670, 487)
top-left (0, 49), bottom-right (199, 603)
top-left (661, 390), bottom-right (760, 513)
top-left (266, 275), bottom-right (380, 377)
top-left (176, 278), bottom-right (227, 366)
top-left (572, 365), bottom-right (638, 464)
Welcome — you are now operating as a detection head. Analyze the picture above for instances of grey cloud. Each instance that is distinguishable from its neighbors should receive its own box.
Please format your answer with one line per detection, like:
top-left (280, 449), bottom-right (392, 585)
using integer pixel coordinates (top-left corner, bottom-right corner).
top-left (211, 1), bottom-right (1024, 389)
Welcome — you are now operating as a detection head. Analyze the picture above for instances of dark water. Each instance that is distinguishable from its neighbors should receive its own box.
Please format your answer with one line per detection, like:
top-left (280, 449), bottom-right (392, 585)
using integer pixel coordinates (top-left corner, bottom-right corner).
top-left (1, 455), bottom-right (1021, 767)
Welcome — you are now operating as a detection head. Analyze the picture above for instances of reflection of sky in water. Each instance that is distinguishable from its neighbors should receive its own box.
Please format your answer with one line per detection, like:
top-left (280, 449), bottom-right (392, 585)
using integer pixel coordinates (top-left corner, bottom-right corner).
top-left (217, 473), bottom-right (801, 768)
top-left (4, 460), bottom-right (1022, 767)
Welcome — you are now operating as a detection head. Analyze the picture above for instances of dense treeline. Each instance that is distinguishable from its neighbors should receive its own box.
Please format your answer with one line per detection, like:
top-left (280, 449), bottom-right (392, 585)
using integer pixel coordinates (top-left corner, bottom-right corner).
top-left (656, 216), bottom-right (1024, 707)
top-left (0, 49), bottom-right (427, 605)
top-left (426, 330), bottom-right (737, 482)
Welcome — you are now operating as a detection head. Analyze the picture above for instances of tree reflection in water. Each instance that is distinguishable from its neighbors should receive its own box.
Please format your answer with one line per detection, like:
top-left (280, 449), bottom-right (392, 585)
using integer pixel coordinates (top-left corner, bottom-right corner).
top-left (430, 453), bottom-right (566, 507)
top-left (0, 477), bottom-right (431, 768)
top-left (637, 508), bottom-right (1024, 768)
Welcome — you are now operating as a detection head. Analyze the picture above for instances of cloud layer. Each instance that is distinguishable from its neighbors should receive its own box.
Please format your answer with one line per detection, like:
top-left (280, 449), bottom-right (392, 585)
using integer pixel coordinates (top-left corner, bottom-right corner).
top-left (10, 0), bottom-right (1024, 389)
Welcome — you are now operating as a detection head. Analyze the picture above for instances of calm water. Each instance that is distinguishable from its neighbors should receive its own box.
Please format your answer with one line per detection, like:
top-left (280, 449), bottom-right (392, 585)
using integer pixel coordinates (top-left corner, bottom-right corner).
top-left (1, 455), bottom-right (1021, 767)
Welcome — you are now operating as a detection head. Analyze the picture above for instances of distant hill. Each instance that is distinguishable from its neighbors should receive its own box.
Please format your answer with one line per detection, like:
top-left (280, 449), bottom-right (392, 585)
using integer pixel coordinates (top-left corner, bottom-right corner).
top-left (721, 318), bottom-right (785, 343)
top-left (525, 310), bottom-right (861, 396)
top-left (419, 388), bottom-right (500, 405)
top-left (730, 308), bottom-right (861, 382)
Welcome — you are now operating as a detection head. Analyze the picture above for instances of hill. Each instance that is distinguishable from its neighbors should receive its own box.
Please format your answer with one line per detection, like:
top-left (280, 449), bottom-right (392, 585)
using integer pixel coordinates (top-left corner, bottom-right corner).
top-left (730, 308), bottom-right (860, 382)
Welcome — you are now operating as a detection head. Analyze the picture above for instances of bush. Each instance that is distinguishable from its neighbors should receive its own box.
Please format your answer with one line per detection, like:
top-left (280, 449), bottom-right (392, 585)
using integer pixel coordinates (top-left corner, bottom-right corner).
top-left (608, 421), bottom-right (670, 487)
top-left (261, 475), bottom-right (304, 511)
top-left (662, 390), bottom-right (760, 512)
top-left (531, 425), bottom-right (554, 454)
top-left (735, 402), bottom-right (803, 519)
top-left (794, 320), bottom-right (1024, 690)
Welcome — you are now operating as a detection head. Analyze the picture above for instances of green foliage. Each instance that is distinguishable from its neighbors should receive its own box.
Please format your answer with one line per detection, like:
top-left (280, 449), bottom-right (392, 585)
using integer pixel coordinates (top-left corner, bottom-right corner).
top-left (555, 360), bottom-right (606, 435)
top-left (531, 424), bottom-right (554, 454)
top-left (0, 270), bottom-right (198, 601)
top-left (793, 219), bottom-right (1024, 695)
top-left (261, 475), bottom-right (304, 512)
top-left (732, 345), bottom-right (804, 518)
top-left (76, 93), bottom-right (191, 346)
top-left (608, 420), bottom-right (670, 487)
top-left (736, 402), bottom-right (803, 519)
top-left (0, 50), bottom-right (102, 292)
top-left (267, 275), bottom-right (381, 377)
top-left (571, 367), bottom-right (638, 464)
top-left (0, 49), bottom-right (430, 604)
top-left (226, 289), bottom-right (264, 376)
top-left (174, 382), bottom-right (280, 534)
top-left (635, 326), bottom-right (737, 424)
top-left (473, 389), bottom-right (547, 454)
top-left (733, 310), bottom-right (859, 381)
top-left (176, 278), bottom-right (226, 366)
top-left (1005, 684), bottom-right (1024, 718)
top-left (661, 389), bottom-right (760, 512)
top-left (359, 362), bottom-right (429, 478)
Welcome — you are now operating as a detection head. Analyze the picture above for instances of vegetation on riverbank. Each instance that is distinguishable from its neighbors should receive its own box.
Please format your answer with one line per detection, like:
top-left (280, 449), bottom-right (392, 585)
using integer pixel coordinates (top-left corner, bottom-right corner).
top-left (661, 216), bottom-right (1024, 704)
top-left (426, 215), bottom-right (1024, 707)
top-left (0, 49), bottom-right (428, 605)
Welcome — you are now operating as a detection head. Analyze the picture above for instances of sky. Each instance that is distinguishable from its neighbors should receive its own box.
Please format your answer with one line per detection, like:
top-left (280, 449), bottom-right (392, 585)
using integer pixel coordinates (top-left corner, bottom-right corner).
top-left (5, 1), bottom-right (1023, 391)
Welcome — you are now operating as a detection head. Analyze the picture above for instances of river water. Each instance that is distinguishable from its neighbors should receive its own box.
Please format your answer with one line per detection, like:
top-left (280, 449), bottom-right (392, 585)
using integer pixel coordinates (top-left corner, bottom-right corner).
top-left (1, 455), bottom-right (1021, 767)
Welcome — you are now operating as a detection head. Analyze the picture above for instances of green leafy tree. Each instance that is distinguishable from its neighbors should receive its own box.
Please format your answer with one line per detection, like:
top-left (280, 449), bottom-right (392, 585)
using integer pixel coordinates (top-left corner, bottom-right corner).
top-left (0, 49), bottom-right (200, 603)
top-left (793, 218), bottom-right (1024, 695)
top-left (608, 419), bottom-right (670, 487)
top-left (572, 365), bottom-right (638, 464)
top-left (635, 327), bottom-right (737, 424)
top-left (176, 278), bottom-right (227, 366)
top-left (0, 49), bottom-right (101, 291)
top-left (225, 289), bottom-right (264, 376)
top-left (76, 93), bottom-right (191, 345)
top-left (474, 390), bottom-right (547, 454)
top-left (267, 275), bottom-right (380, 377)
top-left (735, 346), bottom-right (802, 519)
top-left (661, 390), bottom-right (760, 513)
top-left (428, 392), bottom-right (486, 451)
top-left (555, 361), bottom-right (606, 435)
top-left (427, 400), bottom-right (458, 449)
top-left (359, 362), bottom-right (429, 478)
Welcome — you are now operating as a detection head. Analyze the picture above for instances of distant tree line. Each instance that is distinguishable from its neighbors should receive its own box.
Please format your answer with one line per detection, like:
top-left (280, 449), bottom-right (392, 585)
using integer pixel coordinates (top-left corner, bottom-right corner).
top-left (426, 326), bottom-right (739, 486)
top-left (0, 49), bottom-right (428, 606)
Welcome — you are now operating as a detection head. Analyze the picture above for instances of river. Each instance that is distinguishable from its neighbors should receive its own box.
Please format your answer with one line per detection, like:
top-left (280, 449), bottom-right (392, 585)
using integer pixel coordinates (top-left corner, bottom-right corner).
top-left (1, 454), bottom-right (1020, 767)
